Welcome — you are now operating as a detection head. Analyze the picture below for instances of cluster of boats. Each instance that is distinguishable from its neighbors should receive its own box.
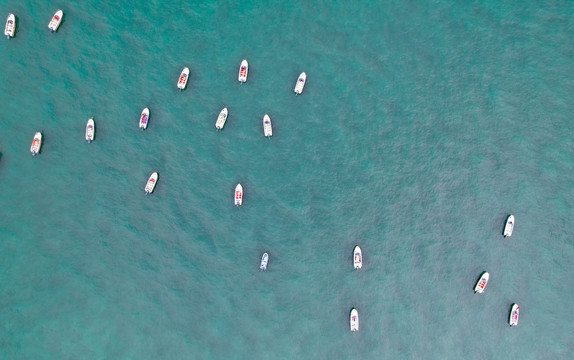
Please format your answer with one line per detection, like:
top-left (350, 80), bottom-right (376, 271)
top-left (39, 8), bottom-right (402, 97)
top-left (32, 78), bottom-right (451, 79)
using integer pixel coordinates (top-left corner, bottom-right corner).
top-left (472, 214), bottom-right (519, 327)
top-left (4, 10), bottom-right (63, 38)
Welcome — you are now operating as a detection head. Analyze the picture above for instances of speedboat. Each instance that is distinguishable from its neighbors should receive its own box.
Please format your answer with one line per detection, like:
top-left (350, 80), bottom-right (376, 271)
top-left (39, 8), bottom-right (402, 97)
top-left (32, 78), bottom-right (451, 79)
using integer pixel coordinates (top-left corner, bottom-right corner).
top-left (294, 72), bottom-right (306, 95)
top-left (503, 214), bottom-right (514, 237)
top-left (238, 59), bottom-right (248, 83)
top-left (215, 107), bottom-right (228, 130)
top-left (509, 304), bottom-right (519, 327)
top-left (139, 107), bottom-right (150, 130)
top-left (5, 14), bottom-right (15, 39)
top-left (353, 246), bottom-right (362, 269)
top-left (234, 183), bottom-right (243, 206)
top-left (85, 117), bottom-right (95, 143)
top-left (263, 114), bottom-right (272, 138)
top-left (260, 252), bottom-right (268, 271)
top-left (48, 10), bottom-right (63, 32)
top-left (474, 271), bottom-right (489, 294)
top-left (145, 172), bottom-right (158, 194)
top-left (30, 132), bottom-right (42, 156)
top-left (350, 308), bottom-right (359, 331)
top-left (177, 67), bottom-right (189, 91)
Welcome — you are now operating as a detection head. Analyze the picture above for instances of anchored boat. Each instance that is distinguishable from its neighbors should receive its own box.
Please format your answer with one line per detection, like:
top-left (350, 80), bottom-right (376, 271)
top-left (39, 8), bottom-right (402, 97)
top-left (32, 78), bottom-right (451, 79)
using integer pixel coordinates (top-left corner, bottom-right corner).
top-left (5, 13), bottom-right (15, 39)
top-left (474, 271), bottom-right (489, 294)
top-left (238, 59), bottom-right (248, 83)
top-left (177, 67), bottom-right (189, 91)
top-left (294, 72), bottom-right (306, 95)
top-left (353, 246), bottom-right (362, 269)
top-left (48, 10), bottom-right (63, 32)
top-left (139, 108), bottom-right (150, 130)
top-left (503, 214), bottom-right (514, 237)
top-left (263, 114), bottom-right (272, 138)
top-left (85, 117), bottom-right (95, 143)
top-left (145, 172), bottom-right (158, 194)
top-left (509, 304), bottom-right (519, 327)
top-left (235, 183), bottom-right (243, 206)
top-left (350, 308), bottom-right (359, 331)
top-left (215, 107), bottom-right (228, 130)
top-left (30, 132), bottom-right (42, 156)
top-left (260, 252), bottom-right (268, 271)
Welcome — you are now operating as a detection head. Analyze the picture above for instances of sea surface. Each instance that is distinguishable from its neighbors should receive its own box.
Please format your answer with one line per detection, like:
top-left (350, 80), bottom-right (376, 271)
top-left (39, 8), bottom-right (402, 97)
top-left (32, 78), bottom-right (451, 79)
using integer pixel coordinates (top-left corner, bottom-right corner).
top-left (0, 1), bottom-right (573, 359)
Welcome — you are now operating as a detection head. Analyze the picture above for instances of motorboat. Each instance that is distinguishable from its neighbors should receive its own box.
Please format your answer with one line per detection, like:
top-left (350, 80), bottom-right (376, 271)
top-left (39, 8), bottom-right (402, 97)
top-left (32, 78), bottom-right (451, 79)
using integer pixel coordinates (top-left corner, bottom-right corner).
top-left (139, 107), bottom-right (150, 130)
top-left (353, 246), bottom-right (362, 269)
top-left (260, 252), bottom-right (268, 271)
top-left (215, 107), bottom-right (228, 130)
top-left (5, 14), bottom-right (15, 39)
top-left (234, 183), bottom-right (243, 206)
top-left (48, 10), bottom-right (63, 32)
top-left (294, 72), bottom-right (306, 95)
top-left (238, 59), bottom-right (248, 83)
top-left (85, 117), bottom-right (95, 143)
top-left (509, 304), bottom-right (519, 327)
top-left (145, 172), bottom-right (158, 194)
top-left (263, 114), bottom-right (272, 137)
top-left (350, 308), bottom-right (359, 331)
top-left (30, 132), bottom-right (42, 156)
top-left (503, 214), bottom-right (514, 237)
top-left (474, 271), bottom-right (489, 294)
top-left (177, 67), bottom-right (189, 90)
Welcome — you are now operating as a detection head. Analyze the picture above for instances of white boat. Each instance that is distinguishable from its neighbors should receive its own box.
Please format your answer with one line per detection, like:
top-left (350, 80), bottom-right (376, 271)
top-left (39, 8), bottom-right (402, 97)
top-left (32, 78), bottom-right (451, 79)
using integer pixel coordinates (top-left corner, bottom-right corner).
top-left (263, 114), bottom-right (272, 138)
top-left (139, 107), bottom-right (150, 130)
top-left (145, 172), bottom-right (158, 194)
top-left (234, 183), bottom-right (243, 206)
top-left (85, 117), bottom-right (95, 143)
top-left (260, 252), bottom-right (268, 271)
top-left (353, 246), bottom-right (362, 269)
top-left (474, 272), bottom-right (489, 294)
top-left (48, 10), bottom-right (63, 32)
top-left (215, 107), bottom-right (228, 130)
top-left (350, 308), bottom-right (359, 331)
top-left (30, 132), bottom-right (42, 156)
top-left (177, 67), bottom-right (189, 90)
top-left (294, 72), bottom-right (306, 95)
top-left (238, 59), bottom-right (248, 83)
top-left (503, 214), bottom-right (515, 237)
top-left (509, 304), bottom-right (519, 327)
top-left (5, 14), bottom-right (15, 39)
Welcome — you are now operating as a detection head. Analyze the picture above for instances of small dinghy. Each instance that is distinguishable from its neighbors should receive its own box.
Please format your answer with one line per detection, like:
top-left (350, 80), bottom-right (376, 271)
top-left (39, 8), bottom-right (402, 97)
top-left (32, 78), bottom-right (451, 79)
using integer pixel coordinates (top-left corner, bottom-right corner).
top-left (260, 252), bottom-right (268, 271)
top-left (139, 108), bottom-right (150, 130)
top-left (177, 67), bottom-right (189, 91)
top-left (85, 117), bottom-right (95, 143)
top-left (474, 271), bottom-right (489, 294)
top-left (48, 10), bottom-right (63, 32)
top-left (503, 214), bottom-right (515, 237)
top-left (215, 107), bottom-right (228, 130)
top-left (353, 246), bottom-right (362, 269)
top-left (294, 72), bottom-right (306, 95)
top-left (238, 59), bottom-right (248, 83)
top-left (30, 132), bottom-right (42, 156)
top-left (263, 114), bottom-right (272, 138)
top-left (5, 13), bottom-right (15, 39)
top-left (350, 308), bottom-right (359, 331)
top-left (234, 183), bottom-right (243, 206)
top-left (509, 304), bottom-right (519, 327)
top-left (145, 172), bottom-right (158, 194)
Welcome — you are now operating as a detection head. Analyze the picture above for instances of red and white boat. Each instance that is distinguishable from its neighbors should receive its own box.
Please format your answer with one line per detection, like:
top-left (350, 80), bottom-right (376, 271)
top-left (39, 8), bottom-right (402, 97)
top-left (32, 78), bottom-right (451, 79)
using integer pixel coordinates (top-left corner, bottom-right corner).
top-left (139, 108), bottom-right (150, 130)
top-left (350, 308), bottom-right (359, 331)
top-left (145, 172), bottom-right (158, 194)
top-left (235, 183), bottom-right (243, 206)
top-left (48, 10), bottom-right (63, 32)
top-left (353, 246), bottom-right (362, 269)
top-left (509, 304), bottom-right (519, 327)
top-left (5, 13), bottom-right (15, 39)
top-left (30, 132), bottom-right (42, 156)
top-left (238, 59), bottom-right (248, 83)
top-left (177, 67), bottom-right (189, 90)
top-left (474, 271), bottom-right (489, 294)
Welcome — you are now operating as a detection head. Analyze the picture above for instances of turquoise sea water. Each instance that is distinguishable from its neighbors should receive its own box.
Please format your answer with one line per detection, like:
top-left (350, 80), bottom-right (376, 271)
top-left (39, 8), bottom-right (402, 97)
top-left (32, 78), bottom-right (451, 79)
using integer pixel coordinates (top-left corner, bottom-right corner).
top-left (1, 1), bottom-right (573, 359)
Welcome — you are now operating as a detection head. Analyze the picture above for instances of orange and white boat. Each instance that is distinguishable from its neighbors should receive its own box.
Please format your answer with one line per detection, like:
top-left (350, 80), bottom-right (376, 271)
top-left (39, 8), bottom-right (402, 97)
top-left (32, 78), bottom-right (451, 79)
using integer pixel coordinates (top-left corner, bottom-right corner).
top-left (48, 10), bottom-right (63, 32)
top-left (235, 183), bottom-right (243, 206)
top-left (177, 67), bottom-right (189, 90)
top-left (30, 132), bottom-right (42, 156)
top-left (238, 59), bottom-right (248, 83)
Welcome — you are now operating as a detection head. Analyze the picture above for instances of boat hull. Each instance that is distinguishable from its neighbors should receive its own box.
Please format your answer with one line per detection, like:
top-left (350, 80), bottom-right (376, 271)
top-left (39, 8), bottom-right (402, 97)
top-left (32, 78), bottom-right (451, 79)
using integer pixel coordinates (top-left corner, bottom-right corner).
top-left (474, 272), bottom-right (489, 293)
top-left (260, 252), bottom-right (268, 270)
top-left (263, 114), bottom-right (272, 137)
top-left (238, 60), bottom-right (248, 83)
top-left (215, 108), bottom-right (228, 130)
top-left (294, 72), bottom-right (306, 94)
top-left (509, 304), bottom-right (519, 326)
top-left (503, 215), bottom-right (514, 237)
top-left (350, 308), bottom-right (359, 331)
top-left (353, 246), bottom-right (362, 269)
top-left (5, 14), bottom-right (15, 38)
top-left (145, 172), bottom-right (158, 194)
top-left (235, 183), bottom-right (243, 206)
top-left (177, 67), bottom-right (189, 90)
top-left (48, 10), bottom-right (63, 32)
top-left (85, 118), bottom-right (95, 142)
top-left (30, 132), bottom-right (42, 156)
top-left (139, 108), bottom-right (150, 129)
